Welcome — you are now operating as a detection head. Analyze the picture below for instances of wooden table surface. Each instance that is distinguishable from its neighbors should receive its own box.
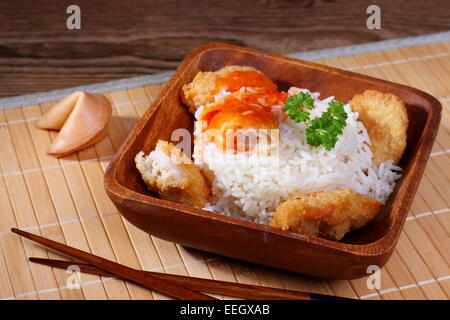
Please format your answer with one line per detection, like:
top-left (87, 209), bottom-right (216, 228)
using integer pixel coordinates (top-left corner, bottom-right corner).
top-left (0, 0), bottom-right (448, 98)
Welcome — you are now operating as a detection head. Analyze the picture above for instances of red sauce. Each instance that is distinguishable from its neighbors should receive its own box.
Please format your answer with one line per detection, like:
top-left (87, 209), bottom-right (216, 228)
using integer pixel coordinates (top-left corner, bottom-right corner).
top-left (240, 90), bottom-right (288, 110)
top-left (207, 104), bottom-right (278, 133)
top-left (213, 70), bottom-right (277, 94)
top-left (200, 91), bottom-right (287, 125)
top-left (201, 95), bottom-right (279, 151)
top-left (199, 70), bottom-right (288, 151)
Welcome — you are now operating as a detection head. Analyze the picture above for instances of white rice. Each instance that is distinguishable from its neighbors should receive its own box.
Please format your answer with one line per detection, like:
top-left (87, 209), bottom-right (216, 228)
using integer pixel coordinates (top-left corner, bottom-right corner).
top-left (193, 87), bottom-right (402, 224)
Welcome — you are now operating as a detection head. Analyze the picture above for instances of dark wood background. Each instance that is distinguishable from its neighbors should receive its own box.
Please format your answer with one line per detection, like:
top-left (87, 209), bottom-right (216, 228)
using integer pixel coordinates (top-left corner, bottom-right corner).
top-left (0, 0), bottom-right (448, 98)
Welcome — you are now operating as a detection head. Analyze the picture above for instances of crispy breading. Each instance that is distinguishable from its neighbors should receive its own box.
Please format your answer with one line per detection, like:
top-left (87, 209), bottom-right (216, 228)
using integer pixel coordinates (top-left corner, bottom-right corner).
top-left (350, 90), bottom-right (408, 166)
top-left (181, 65), bottom-right (276, 114)
top-left (135, 140), bottom-right (211, 208)
top-left (269, 189), bottom-right (382, 241)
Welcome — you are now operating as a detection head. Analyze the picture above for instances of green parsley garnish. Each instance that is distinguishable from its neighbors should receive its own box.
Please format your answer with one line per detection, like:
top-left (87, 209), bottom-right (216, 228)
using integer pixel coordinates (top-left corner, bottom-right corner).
top-left (283, 93), bottom-right (348, 150)
top-left (283, 92), bottom-right (314, 123)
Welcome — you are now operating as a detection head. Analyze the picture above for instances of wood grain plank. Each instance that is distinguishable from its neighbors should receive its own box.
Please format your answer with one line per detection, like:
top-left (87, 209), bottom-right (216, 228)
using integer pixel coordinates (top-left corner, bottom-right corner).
top-left (1, 0), bottom-right (449, 98)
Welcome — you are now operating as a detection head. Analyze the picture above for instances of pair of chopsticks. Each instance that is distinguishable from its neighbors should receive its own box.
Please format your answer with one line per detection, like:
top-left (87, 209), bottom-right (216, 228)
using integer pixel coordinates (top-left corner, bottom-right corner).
top-left (12, 228), bottom-right (349, 300)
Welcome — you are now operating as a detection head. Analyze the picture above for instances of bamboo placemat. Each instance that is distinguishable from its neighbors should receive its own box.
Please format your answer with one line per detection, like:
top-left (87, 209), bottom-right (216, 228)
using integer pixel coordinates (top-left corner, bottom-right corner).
top-left (0, 41), bottom-right (449, 300)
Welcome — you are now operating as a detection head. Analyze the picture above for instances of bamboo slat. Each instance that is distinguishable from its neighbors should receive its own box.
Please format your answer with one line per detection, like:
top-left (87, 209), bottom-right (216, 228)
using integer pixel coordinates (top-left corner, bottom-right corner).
top-left (0, 41), bottom-right (448, 300)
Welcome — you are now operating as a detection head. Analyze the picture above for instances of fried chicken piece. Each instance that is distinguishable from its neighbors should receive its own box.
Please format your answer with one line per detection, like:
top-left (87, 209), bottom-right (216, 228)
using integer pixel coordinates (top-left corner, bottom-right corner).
top-left (270, 189), bottom-right (382, 241)
top-left (181, 65), bottom-right (277, 114)
top-left (350, 90), bottom-right (408, 166)
top-left (135, 140), bottom-right (211, 208)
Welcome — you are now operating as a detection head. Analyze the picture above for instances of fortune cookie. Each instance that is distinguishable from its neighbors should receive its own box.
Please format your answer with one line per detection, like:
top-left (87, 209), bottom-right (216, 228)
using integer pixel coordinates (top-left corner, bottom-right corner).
top-left (37, 91), bottom-right (112, 157)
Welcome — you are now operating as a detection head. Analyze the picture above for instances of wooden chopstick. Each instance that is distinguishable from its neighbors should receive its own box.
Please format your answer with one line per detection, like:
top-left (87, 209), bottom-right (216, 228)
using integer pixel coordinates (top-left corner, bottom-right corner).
top-left (11, 228), bottom-right (214, 300)
top-left (28, 257), bottom-right (343, 300)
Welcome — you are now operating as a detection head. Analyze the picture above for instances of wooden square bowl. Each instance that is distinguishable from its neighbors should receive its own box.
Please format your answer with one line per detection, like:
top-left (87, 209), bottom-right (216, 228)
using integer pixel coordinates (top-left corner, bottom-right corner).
top-left (104, 43), bottom-right (441, 279)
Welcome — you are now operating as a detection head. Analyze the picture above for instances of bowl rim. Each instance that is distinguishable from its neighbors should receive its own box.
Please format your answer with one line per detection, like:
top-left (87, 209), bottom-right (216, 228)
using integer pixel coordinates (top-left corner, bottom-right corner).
top-left (105, 42), bottom-right (442, 257)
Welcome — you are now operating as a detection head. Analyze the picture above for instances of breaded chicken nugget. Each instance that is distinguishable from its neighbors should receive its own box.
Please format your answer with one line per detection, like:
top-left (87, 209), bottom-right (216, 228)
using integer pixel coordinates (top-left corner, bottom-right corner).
top-left (350, 90), bottom-right (408, 166)
top-left (135, 140), bottom-right (211, 208)
top-left (270, 189), bottom-right (382, 241)
top-left (181, 65), bottom-right (277, 114)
